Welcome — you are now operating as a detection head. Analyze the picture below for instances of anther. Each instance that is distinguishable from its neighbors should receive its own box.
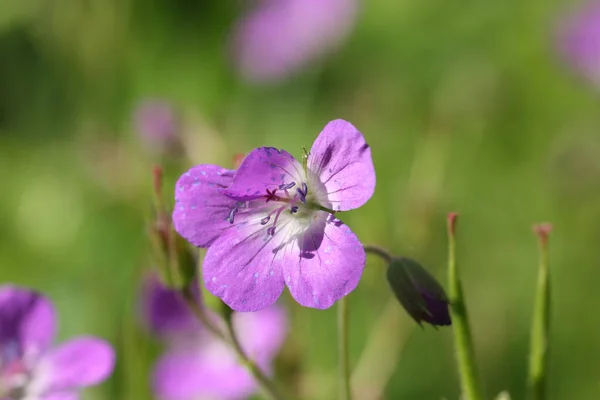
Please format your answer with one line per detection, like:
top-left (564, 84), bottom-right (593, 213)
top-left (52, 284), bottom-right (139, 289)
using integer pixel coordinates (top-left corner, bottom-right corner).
top-left (279, 182), bottom-right (296, 190)
top-left (296, 183), bottom-right (308, 203)
top-left (260, 216), bottom-right (271, 225)
top-left (227, 208), bottom-right (238, 224)
top-left (267, 226), bottom-right (276, 236)
top-left (290, 206), bottom-right (298, 214)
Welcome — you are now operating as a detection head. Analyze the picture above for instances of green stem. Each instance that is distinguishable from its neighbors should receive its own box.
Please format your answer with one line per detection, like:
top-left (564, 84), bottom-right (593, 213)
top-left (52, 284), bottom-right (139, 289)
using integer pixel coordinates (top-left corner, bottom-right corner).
top-left (447, 213), bottom-right (483, 400)
top-left (181, 288), bottom-right (287, 400)
top-left (224, 318), bottom-right (288, 400)
top-left (363, 245), bottom-right (393, 264)
top-left (338, 296), bottom-right (351, 400)
top-left (527, 224), bottom-right (552, 400)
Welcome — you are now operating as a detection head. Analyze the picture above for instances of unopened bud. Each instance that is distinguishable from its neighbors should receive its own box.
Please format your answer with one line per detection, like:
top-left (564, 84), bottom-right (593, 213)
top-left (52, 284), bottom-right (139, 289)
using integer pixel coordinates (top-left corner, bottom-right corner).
top-left (386, 257), bottom-right (451, 327)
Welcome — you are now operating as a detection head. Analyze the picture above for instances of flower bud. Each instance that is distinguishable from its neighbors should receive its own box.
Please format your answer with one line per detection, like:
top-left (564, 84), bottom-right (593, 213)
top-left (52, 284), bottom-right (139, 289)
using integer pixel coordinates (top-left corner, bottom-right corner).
top-left (386, 257), bottom-right (451, 327)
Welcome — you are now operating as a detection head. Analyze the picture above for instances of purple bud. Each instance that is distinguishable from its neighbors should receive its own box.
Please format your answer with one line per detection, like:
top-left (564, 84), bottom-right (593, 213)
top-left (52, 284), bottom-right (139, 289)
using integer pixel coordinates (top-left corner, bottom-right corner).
top-left (386, 257), bottom-right (451, 327)
top-left (134, 100), bottom-right (181, 155)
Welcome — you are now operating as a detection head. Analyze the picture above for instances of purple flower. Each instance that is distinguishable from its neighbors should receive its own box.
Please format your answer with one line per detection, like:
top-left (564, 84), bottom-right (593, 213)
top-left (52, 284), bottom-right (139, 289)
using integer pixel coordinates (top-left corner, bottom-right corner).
top-left (173, 119), bottom-right (375, 311)
top-left (232, 0), bottom-right (358, 83)
top-left (142, 276), bottom-right (288, 400)
top-left (557, 1), bottom-right (600, 86)
top-left (0, 285), bottom-right (115, 400)
top-left (134, 100), bottom-right (180, 154)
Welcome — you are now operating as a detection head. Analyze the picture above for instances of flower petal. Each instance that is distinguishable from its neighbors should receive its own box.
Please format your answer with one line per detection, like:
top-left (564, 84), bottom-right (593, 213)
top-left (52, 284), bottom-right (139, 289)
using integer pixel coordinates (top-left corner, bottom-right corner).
top-left (172, 164), bottom-right (237, 248)
top-left (284, 212), bottom-right (366, 309)
top-left (140, 274), bottom-right (201, 338)
top-left (41, 393), bottom-right (79, 400)
top-left (202, 217), bottom-right (291, 312)
top-left (234, 305), bottom-right (288, 366)
top-left (39, 337), bottom-right (115, 391)
top-left (0, 285), bottom-right (55, 356)
top-left (308, 119), bottom-right (375, 211)
top-left (222, 147), bottom-right (304, 202)
top-left (152, 348), bottom-right (256, 400)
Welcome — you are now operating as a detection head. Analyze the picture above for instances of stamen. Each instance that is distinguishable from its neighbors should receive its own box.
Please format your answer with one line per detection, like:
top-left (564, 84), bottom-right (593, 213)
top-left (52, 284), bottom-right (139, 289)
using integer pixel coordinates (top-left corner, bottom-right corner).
top-left (227, 207), bottom-right (238, 224)
top-left (260, 216), bottom-right (271, 225)
top-left (267, 226), bottom-right (276, 236)
top-left (290, 206), bottom-right (298, 214)
top-left (296, 183), bottom-right (308, 203)
top-left (279, 182), bottom-right (296, 190)
top-left (266, 206), bottom-right (286, 236)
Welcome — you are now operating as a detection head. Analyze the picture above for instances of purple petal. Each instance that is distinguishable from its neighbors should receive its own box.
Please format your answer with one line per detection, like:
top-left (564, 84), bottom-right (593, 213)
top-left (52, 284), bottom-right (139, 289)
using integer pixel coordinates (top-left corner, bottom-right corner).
top-left (308, 119), bottom-right (375, 211)
top-left (0, 285), bottom-right (56, 356)
top-left (222, 147), bottom-right (304, 202)
top-left (557, 1), bottom-right (600, 86)
top-left (202, 219), bottom-right (288, 312)
top-left (153, 347), bottom-right (256, 400)
top-left (134, 100), bottom-right (179, 153)
top-left (232, 0), bottom-right (358, 83)
top-left (234, 305), bottom-right (288, 366)
top-left (39, 337), bottom-right (115, 391)
top-left (41, 393), bottom-right (79, 400)
top-left (284, 212), bottom-right (366, 309)
top-left (172, 164), bottom-right (236, 247)
top-left (140, 274), bottom-right (200, 338)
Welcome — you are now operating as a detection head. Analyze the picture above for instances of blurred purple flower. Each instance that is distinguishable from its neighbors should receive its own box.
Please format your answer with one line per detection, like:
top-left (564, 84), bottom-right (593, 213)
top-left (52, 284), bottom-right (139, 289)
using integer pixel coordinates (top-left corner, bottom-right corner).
top-left (0, 285), bottom-right (115, 400)
top-left (134, 100), bottom-right (180, 155)
top-left (557, 1), bottom-right (600, 86)
top-left (173, 119), bottom-right (375, 311)
top-left (141, 276), bottom-right (288, 400)
top-left (232, 0), bottom-right (358, 83)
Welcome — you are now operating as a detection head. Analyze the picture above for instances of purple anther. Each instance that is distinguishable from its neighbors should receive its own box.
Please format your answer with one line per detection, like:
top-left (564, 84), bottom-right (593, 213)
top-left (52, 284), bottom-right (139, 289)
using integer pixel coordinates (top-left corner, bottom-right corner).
top-left (227, 207), bottom-right (238, 224)
top-left (296, 182), bottom-right (308, 203)
top-left (290, 206), bottom-right (299, 214)
top-left (261, 216), bottom-right (271, 225)
top-left (267, 226), bottom-right (276, 236)
top-left (279, 182), bottom-right (296, 190)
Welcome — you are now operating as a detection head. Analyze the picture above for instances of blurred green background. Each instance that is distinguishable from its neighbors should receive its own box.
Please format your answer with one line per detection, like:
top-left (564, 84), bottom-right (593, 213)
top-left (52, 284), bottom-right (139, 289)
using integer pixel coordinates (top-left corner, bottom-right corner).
top-left (1, 0), bottom-right (600, 399)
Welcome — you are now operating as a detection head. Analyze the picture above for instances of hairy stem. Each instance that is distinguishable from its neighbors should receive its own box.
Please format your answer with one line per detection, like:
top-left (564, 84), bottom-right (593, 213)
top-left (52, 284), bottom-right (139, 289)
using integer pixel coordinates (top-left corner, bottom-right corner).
top-left (363, 245), bottom-right (393, 264)
top-left (338, 296), bottom-right (351, 400)
top-left (447, 213), bottom-right (483, 400)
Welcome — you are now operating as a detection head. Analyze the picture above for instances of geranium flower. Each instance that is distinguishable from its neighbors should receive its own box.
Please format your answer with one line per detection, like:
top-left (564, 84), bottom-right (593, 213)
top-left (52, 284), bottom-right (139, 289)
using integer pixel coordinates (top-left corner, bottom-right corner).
top-left (557, 1), bottom-right (600, 86)
top-left (173, 119), bottom-right (375, 311)
top-left (0, 285), bottom-right (115, 400)
top-left (134, 100), bottom-right (181, 155)
top-left (231, 0), bottom-right (358, 83)
top-left (141, 275), bottom-right (288, 400)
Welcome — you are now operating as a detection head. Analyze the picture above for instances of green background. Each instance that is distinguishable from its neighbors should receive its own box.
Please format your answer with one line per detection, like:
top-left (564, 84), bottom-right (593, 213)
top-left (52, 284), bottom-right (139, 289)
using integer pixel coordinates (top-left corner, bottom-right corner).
top-left (1, 0), bottom-right (599, 399)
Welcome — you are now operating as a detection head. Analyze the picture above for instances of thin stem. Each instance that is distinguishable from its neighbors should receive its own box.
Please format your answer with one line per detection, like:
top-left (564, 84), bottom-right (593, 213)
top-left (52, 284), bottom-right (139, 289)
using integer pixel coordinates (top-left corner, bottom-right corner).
top-left (225, 318), bottom-right (288, 400)
top-left (338, 296), bottom-right (351, 400)
top-left (447, 213), bottom-right (483, 400)
top-left (527, 224), bottom-right (552, 400)
top-left (363, 245), bottom-right (393, 264)
top-left (181, 287), bottom-right (226, 341)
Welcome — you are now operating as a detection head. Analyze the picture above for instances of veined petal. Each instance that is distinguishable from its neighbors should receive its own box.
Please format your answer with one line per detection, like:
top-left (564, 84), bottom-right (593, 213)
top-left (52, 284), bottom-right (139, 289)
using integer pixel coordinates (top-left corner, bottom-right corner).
top-left (172, 164), bottom-right (236, 248)
top-left (284, 212), bottom-right (366, 309)
top-left (203, 214), bottom-right (295, 312)
top-left (0, 285), bottom-right (56, 356)
top-left (234, 304), bottom-right (288, 366)
top-left (39, 337), bottom-right (115, 391)
top-left (222, 147), bottom-right (304, 201)
top-left (308, 119), bottom-right (375, 211)
top-left (152, 347), bottom-right (256, 400)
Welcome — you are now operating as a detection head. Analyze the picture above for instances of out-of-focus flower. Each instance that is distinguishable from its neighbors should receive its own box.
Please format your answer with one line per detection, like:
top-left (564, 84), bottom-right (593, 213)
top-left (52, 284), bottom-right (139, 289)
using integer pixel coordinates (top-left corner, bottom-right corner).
top-left (141, 275), bottom-right (288, 400)
top-left (134, 100), bottom-right (181, 155)
top-left (173, 119), bottom-right (375, 311)
top-left (0, 285), bottom-right (115, 399)
top-left (557, 1), bottom-right (600, 86)
top-left (232, 0), bottom-right (358, 83)
top-left (386, 257), bottom-right (451, 327)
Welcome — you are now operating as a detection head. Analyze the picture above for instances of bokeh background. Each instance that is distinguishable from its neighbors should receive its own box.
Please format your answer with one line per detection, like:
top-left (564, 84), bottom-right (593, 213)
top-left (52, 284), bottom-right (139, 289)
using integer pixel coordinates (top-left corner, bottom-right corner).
top-left (1, 0), bottom-right (600, 399)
